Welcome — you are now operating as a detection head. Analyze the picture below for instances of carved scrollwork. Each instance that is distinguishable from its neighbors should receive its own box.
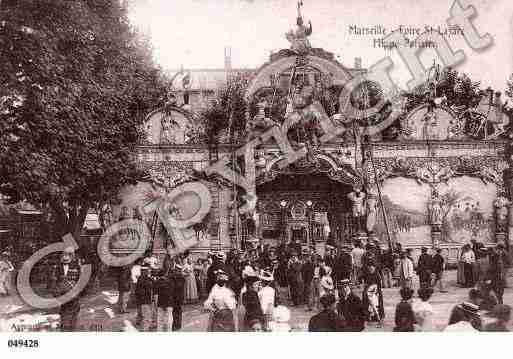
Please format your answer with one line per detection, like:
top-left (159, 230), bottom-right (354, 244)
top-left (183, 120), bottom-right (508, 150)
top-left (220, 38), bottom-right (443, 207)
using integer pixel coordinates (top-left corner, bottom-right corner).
top-left (372, 156), bottom-right (506, 191)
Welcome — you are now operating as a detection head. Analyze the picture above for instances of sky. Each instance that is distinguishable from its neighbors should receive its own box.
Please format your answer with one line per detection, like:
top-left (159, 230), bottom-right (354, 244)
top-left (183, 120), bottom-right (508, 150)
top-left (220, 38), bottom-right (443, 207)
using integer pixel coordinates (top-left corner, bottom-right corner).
top-left (128, 0), bottom-right (513, 92)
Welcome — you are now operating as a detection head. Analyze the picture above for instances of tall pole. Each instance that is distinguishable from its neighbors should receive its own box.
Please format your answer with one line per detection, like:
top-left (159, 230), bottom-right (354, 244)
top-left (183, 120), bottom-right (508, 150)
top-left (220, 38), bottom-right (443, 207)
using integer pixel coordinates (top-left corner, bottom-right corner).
top-left (361, 84), bottom-right (393, 250)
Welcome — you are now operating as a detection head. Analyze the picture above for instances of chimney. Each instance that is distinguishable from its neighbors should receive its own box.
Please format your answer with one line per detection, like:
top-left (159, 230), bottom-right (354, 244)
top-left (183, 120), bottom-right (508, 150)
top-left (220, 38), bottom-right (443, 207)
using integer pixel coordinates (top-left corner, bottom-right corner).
top-left (354, 57), bottom-right (362, 69)
top-left (224, 47), bottom-right (232, 71)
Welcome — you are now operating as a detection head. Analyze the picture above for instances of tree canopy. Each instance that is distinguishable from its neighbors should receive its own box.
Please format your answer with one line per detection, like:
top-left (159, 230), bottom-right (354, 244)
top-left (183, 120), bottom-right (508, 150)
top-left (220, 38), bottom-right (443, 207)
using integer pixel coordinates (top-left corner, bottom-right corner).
top-left (0, 0), bottom-right (169, 239)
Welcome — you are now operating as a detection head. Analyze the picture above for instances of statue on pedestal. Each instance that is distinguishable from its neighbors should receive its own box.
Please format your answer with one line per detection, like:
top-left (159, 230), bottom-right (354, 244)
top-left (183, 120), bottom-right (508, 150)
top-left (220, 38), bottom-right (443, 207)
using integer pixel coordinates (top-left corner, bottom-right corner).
top-left (494, 194), bottom-right (510, 233)
top-left (428, 189), bottom-right (443, 232)
top-left (347, 184), bottom-right (366, 234)
top-left (285, 1), bottom-right (313, 54)
top-left (366, 191), bottom-right (378, 235)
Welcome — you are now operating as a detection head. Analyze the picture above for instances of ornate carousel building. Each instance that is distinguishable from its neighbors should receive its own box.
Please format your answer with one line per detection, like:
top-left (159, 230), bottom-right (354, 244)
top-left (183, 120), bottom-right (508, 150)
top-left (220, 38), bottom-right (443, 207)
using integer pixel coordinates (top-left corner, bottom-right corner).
top-left (116, 9), bottom-right (512, 264)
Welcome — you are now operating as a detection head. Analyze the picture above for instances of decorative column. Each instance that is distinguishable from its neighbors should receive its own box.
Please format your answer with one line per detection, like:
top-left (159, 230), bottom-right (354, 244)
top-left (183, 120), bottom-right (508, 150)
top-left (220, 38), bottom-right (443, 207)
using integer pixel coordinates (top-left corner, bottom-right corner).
top-left (428, 188), bottom-right (443, 249)
top-left (217, 186), bottom-right (232, 251)
top-left (494, 194), bottom-right (510, 247)
top-left (365, 190), bottom-right (378, 242)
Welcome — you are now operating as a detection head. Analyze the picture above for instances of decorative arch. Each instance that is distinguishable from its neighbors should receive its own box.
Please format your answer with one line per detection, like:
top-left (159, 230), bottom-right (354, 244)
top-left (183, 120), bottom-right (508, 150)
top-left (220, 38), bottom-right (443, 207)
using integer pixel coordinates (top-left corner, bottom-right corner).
top-left (244, 54), bottom-right (353, 101)
top-left (259, 152), bottom-right (358, 187)
top-left (143, 106), bottom-right (195, 145)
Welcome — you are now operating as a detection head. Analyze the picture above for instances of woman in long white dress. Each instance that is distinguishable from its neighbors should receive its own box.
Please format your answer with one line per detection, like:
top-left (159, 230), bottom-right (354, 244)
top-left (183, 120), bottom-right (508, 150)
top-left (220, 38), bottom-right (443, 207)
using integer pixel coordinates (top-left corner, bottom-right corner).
top-left (319, 266), bottom-right (334, 298)
top-left (183, 257), bottom-right (199, 303)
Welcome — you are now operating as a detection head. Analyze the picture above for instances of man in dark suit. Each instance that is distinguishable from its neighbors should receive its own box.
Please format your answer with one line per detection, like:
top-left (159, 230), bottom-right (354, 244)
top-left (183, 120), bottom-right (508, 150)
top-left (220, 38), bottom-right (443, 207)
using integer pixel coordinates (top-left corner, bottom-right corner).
top-left (333, 247), bottom-right (352, 283)
top-left (308, 294), bottom-right (346, 332)
top-left (336, 279), bottom-right (366, 331)
top-left (487, 244), bottom-right (509, 304)
top-left (168, 262), bottom-right (185, 331)
top-left (49, 247), bottom-right (83, 332)
top-left (287, 254), bottom-right (303, 306)
top-left (301, 253), bottom-right (315, 311)
top-left (417, 247), bottom-right (432, 289)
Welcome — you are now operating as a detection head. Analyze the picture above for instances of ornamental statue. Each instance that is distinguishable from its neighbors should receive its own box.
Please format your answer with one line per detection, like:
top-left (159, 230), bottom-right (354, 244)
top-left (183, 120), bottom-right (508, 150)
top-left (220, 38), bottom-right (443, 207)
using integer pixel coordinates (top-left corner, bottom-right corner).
top-left (366, 190), bottom-right (379, 234)
top-left (428, 189), bottom-right (443, 231)
top-left (494, 194), bottom-right (510, 233)
top-left (347, 184), bottom-right (366, 233)
top-left (285, 1), bottom-right (313, 54)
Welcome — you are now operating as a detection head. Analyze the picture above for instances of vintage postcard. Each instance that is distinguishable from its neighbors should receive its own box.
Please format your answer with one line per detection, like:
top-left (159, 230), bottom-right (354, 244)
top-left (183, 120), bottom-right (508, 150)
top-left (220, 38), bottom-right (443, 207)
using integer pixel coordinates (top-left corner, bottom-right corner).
top-left (1, 0), bottom-right (513, 342)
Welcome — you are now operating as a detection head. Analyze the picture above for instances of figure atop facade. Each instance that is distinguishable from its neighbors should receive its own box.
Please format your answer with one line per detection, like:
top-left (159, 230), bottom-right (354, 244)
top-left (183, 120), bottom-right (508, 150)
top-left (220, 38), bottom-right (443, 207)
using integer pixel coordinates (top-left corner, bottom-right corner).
top-left (285, 1), bottom-right (313, 54)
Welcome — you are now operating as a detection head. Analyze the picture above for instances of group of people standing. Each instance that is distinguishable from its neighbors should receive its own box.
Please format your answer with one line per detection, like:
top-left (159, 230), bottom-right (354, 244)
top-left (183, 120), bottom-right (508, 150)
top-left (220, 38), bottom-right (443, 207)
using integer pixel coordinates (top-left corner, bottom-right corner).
top-left (42, 235), bottom-right (510, 332)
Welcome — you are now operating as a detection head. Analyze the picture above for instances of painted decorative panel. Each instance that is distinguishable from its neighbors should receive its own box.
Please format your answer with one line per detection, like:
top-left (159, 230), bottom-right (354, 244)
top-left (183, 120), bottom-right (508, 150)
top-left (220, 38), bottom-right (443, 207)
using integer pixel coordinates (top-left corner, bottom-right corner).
top-left (377, 177), bottom-right (431, 246)
top-left (437, 176), bottom-right (496, 244)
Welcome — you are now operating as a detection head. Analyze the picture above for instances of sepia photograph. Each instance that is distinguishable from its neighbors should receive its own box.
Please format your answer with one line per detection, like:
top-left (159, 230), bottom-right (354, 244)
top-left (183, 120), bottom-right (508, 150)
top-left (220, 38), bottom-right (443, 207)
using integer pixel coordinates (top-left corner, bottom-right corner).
top-left (1, 1), bottom-right (513, 353)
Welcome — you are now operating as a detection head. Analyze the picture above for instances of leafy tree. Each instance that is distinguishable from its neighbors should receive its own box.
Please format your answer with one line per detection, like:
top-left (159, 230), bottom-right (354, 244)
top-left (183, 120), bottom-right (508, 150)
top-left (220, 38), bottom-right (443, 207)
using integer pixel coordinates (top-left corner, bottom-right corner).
top-left (0, 0), bottom-right (169, 240)
top-left (201, 73), bottom-right (249, 146)
top-left (402, 67), bottom-right (481, 113)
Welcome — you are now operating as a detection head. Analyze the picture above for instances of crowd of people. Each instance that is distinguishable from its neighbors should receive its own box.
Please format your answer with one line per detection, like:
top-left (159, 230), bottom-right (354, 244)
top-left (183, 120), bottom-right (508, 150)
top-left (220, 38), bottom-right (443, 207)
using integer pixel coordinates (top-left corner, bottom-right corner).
top-left (111, 237), bottom-right (511, 332)
top-left (2, 235), bottom-right (509, 332)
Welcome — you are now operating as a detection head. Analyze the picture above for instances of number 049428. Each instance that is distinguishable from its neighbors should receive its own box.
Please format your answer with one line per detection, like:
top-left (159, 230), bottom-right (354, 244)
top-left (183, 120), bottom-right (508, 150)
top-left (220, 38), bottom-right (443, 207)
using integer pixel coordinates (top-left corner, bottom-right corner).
top-left (7, 339), bottom-right (39, 348)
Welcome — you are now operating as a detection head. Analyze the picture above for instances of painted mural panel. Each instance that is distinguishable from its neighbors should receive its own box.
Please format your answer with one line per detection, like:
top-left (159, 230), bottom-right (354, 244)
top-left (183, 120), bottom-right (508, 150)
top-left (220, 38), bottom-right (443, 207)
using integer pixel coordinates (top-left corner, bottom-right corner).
top-left (438, 176), bottom-right (496, 244)
top-left (376, 176), bottom-right (497, 247)
top-left (377, 178), bottom-right (431, 246)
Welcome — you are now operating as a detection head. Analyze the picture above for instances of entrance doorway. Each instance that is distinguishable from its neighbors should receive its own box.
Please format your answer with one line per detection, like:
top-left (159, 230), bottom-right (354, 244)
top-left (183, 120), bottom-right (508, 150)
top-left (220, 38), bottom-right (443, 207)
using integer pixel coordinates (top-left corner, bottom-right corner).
top-left (256, 173), bottom-right (355, 247)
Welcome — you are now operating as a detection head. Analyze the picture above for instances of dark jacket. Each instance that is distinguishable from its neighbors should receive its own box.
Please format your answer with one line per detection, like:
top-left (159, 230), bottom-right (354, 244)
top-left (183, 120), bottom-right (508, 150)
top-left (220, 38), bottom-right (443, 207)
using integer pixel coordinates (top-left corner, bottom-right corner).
top-left (394, 301), bottom-right (415, 332)
top-left (242, 290), bottom-right (264, 325)
top-left (431, 254), bottom-right (444, 274)
top-left (287, 261), bottom-right (303, 285)
top-left (333, 253), bottom-right (352, 282)
top-left (135, 275), bottom-right (154, 305)
top-left (417, 253), bottom-right (432, 274)
top-left (169, 269), bottom-right (185, 306)
top-left (301, 260), bottom-right (315, 285)
top-left (488, 251), bottom-right (509, 289)
top-left (50, 261), bottom-right (82, 298)
top-left (308, 309), bottom-right (346, 332)
top-left (337, 292), bottom-right (366, 331)
top-left (117, 266), bottom-right (132, 293)
top-left (156, 269), bottom-right (184, 308)
top-left (382, 250), bottom-right (395, 271)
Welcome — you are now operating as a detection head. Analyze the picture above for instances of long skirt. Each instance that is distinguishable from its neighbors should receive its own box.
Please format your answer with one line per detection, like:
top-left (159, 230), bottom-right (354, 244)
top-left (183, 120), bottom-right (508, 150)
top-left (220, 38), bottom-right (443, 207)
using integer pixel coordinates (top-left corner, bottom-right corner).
top-left (184, 274), bottom-right (199, 303)
top-left (457, 261), bottom-right (465, 285)
top-left (208, 309), bottom-right (235, 332)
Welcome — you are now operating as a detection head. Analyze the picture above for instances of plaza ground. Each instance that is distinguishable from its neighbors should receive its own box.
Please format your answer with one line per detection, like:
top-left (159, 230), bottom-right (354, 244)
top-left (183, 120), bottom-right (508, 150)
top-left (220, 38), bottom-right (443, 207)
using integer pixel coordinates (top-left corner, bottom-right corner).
top-left (1, 270), bottom-right (511, 332)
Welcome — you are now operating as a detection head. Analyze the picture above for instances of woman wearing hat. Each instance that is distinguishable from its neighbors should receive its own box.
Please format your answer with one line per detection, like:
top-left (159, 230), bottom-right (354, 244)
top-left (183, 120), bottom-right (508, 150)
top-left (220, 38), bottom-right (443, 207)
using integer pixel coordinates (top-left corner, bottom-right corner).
top-left (204, 269), bottom-right (238, 331)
